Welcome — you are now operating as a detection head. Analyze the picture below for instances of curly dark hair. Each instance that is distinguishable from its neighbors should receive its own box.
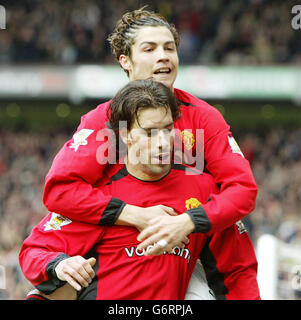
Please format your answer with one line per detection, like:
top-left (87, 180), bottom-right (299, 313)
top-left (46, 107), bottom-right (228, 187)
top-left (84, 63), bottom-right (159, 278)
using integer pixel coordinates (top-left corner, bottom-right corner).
top-left (107, 6), bottom-right (180, 76)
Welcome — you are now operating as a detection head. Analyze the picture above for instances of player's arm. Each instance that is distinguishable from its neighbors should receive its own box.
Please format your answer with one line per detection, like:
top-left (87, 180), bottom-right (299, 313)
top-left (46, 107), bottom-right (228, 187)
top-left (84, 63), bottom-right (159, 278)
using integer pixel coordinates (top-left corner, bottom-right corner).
top-left (25, 256), bottom-right (96, 300)
top-left (193, 104), bottom-right (258, 234)
top-left (135, 100), bottom-right (257, 252)
top-left (19, 213), bottom-right (103, 295)
top-left (43, 103), bottom-right (177, 228)
top-left (43, 103), bottom-right (125, 225)
top-left (19, 244), bottom-right (69, 294)
top-left (53, 255), bottom-right (96, 291)
top-left (200, 223), bottom-right (261, 300)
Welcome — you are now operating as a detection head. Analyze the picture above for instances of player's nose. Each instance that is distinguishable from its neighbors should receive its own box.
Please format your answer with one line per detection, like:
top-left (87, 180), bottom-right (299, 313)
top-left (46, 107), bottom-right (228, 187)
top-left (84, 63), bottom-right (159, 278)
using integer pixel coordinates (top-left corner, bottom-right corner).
top-left (157, 130), bottom-right (172, 149)
top-left (156, 46), bottom-right (169, 62)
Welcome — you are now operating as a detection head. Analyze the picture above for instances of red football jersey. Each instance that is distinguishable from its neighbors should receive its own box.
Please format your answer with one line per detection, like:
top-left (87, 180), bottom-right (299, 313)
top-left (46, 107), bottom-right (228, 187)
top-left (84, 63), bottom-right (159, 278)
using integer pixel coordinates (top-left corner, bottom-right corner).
top-left (42, 88), bottom-right (257, 233)
top-left (20, 164), bottom-right (260, 300)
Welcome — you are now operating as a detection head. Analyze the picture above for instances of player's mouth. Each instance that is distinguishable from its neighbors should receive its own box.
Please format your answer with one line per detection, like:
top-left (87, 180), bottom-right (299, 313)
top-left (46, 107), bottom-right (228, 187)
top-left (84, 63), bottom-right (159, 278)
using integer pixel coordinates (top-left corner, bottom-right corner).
top-left (153, 67), bottom-right (172, 77)
top-left (151, 153), bottom-right (171, 163)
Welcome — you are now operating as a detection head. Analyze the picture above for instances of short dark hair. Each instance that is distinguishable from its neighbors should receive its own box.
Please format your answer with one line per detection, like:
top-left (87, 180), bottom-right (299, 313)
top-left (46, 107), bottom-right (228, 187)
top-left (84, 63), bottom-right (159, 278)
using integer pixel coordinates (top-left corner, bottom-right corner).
top-left (108, 79), bottom-right (181, 134)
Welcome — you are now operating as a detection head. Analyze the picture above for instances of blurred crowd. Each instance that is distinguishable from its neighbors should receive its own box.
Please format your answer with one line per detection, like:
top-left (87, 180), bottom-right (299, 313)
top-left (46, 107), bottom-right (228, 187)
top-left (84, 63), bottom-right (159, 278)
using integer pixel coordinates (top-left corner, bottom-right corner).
top-left (0, 0), bottom-right (300, 65)
top-left (0, 126), bottom-right (301, 299)
top-left (0, 131), bottom-right (69, 299)
top-left (0, 0), bottom-right (300, 301)
top-left (240, 129), bottom-right (301, 245)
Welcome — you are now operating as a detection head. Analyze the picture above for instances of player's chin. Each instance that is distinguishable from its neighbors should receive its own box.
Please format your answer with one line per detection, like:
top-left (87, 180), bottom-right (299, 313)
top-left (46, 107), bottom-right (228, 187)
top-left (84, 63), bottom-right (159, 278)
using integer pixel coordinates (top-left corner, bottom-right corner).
top-left (148, 163), bottom-right (170, 175)
top-left (152, 75), bottom-right (176, 90)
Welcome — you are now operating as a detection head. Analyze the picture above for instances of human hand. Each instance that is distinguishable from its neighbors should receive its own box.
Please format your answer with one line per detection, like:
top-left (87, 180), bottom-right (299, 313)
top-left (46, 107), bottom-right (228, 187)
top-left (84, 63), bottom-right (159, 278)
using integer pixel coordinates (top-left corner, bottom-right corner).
top-left (55, 256), bottom-right (96, 291)
top-left (117, 204), bottom-right (177, 231)
top-left (137, 205), bottom-right (178, 231)
top-left (136, 213), bottom-right (195, 255)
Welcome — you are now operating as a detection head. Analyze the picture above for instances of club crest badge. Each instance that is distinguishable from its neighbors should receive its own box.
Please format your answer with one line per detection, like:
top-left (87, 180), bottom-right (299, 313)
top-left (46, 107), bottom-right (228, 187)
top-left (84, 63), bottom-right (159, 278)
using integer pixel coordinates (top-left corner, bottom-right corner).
top-left (69, 129), bottom-right (94, 152)
top-left (44, 213), bottom-right (72, 231)
top-left (181, 130), bottom-right (195, 151)
top-left (185, 198), bottom-right (202, 210)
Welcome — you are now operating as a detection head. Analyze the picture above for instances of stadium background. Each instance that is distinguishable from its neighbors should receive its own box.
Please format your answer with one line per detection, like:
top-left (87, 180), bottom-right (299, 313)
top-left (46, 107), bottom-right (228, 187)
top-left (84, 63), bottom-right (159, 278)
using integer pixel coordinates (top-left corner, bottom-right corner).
top-left (0, 0), bottom-right (300, 300)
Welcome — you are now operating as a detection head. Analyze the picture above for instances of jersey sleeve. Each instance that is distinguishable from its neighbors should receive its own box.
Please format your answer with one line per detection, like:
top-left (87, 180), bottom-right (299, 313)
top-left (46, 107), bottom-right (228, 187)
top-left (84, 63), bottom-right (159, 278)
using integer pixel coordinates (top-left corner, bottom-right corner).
top-left (19, 213), bottom-right (104, 294)
top-left (43, 102), bottom-right (126, 225)
top-left (176, 89), bottom-right (258, 234)
top-left (201, 106), bottom-right (257, 233)
top-left (200, 223), bottom-right (261, 300)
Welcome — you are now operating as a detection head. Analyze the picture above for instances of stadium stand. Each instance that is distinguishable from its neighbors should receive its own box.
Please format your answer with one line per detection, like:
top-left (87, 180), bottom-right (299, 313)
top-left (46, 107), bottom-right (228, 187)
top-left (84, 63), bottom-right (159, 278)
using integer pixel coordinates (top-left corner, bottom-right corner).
top-left (0, 0), bottom-right (300, 299)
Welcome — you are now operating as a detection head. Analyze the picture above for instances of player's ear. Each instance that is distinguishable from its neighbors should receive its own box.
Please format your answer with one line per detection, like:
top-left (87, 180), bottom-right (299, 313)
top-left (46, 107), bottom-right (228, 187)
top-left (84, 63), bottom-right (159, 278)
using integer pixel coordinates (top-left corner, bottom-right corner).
top-left (119, 55), bottom-right (132, 74)
top-left (119, 127), bottom-right (130, 145)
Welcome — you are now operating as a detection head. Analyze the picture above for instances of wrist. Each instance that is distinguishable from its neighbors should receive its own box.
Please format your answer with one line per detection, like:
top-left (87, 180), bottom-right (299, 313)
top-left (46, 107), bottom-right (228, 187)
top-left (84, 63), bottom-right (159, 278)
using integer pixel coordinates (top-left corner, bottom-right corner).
top-left (186, 207), bottom-right (211, 233)
top-left (181, 213), bottom-right (195, 234)
top-left (51, 254), bottom-right (70, 279)
top-left (116, 204), bottom-right (142, 228)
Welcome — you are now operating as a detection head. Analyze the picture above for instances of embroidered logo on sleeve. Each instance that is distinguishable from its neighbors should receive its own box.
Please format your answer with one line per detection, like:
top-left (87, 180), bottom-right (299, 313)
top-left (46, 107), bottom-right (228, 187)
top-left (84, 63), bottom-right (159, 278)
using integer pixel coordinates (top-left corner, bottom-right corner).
top-left (228, 136), bottom-right (244, 157)
top-left (44, 213), bottom-right (72, 231)
top-left (69, 129), bottom-right (94, 152)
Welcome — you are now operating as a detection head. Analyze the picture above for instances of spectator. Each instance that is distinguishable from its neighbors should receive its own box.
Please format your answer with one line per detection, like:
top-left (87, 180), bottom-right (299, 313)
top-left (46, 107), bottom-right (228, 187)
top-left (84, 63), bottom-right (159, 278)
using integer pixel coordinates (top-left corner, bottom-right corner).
top-left (1, 0), bottom-right (299, 66)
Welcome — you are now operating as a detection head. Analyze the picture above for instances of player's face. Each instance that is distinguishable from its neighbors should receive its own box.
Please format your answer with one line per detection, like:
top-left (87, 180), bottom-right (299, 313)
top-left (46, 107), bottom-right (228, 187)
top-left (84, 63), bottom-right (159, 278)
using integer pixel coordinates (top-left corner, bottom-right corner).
top-left (126, 106), bottom-right (174, 180)
top-left (120, 26), bottom-right (179, 91)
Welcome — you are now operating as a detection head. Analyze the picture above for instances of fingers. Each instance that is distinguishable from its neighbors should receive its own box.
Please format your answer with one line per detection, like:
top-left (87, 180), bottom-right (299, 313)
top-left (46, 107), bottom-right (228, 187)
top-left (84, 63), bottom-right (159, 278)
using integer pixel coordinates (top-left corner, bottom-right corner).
top-left (137, 223), bottom-right (159, 242)
top-left (55, 256), bottom-right (96, 291)
top-left (159, 205), bottom-right (177, 216)
top-left (137, 229), bottom-right (189, 256)
top-left (63, 263), bottom-right (90, 289)
top-left (182, 236), bottom-right (190, 245)
top-left (137, 215), bottom-right (169, 241)
top-left (147, 239), bottom-right (188, 256)
top-left (88, 257), bottom-right (96, 267)
top-left (63, 274), bottom-right (82, 291)
top-left (137, 214), bottom-right (192, 256)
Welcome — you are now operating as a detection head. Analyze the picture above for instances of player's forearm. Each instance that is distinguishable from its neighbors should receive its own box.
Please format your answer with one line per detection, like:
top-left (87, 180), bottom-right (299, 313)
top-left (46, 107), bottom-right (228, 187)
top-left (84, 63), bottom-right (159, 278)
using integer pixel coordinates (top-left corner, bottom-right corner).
top-left (43, 178), bottom-right (126, 225)
top-left (19, 246), bottom-right (68, 292)
top-left (43, 105), bottom-right (114, 224)
top-left (115, 204), bottom-right (144, 228)
top-left (201, 182), bottom-right (257, 234)
top-left (203, 148), bottom-right (258, 233)
top-left (186, 177), bottom-right (257, 235)
top-left (116, 204), bottom-right (178, 231)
